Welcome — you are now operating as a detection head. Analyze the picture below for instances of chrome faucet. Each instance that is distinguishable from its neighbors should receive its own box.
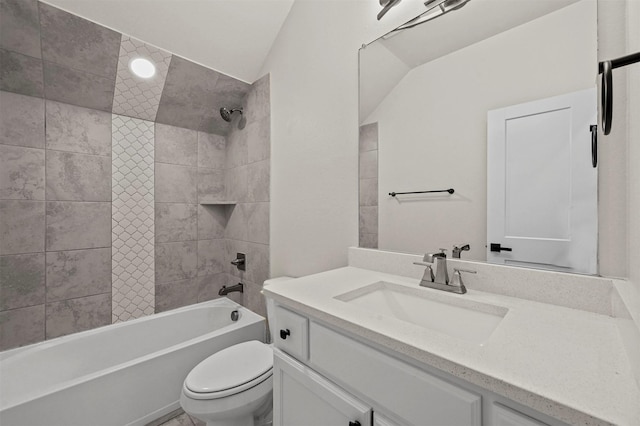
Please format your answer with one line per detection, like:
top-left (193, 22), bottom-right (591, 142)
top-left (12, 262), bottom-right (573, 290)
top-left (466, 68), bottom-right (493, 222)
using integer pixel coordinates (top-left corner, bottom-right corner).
top-left (452, 243), bottom-right (470, 259)
top-left (413, 249), bottom-right (474, 294)
top-left (425, 249), bottom-right (449, 285)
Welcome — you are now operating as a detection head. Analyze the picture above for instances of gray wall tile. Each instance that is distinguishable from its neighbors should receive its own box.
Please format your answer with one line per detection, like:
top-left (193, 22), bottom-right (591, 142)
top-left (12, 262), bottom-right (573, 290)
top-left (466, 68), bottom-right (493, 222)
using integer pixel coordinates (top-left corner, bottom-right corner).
top-left (155, 278), bottom-right (198, 313)
top-left (0, 304), bottom-right (44, 350)
top-left (156, 56), bottom-right (219, 132)
top-left (0, 91), bottom-right (44, 148)
top-left (155, 163), bottom-right (197, 203)
top-left (224, 203), bottom-right (247, 241)
top-left (246, 202), bottom-right (269, 245)
top-left (45, 101), bottom-right (111, 155)
top-left (198, 168), bottom-right (225, 203)
top-left (225, 122), bottom-right (248, 168)
top-left (198, 132), bottom-right (226, 170)
top-left (359, 178), bottom-right (378, 207)
top-left (197, 239), bottom-right (226, 276)
top-left (196, 273), bottom-right (227, 302)
top-left (0, 144), bottom-right (45, 200)
top-left (244, 280), bottom-right (266, 319)
top-left (0, 253), bottom-right (45, 310)
top-left (359, 150), bottom-right (378, 179)
top-left (359, 206), bottom-right (378, 236)
top-left (247, 117), bottom-right (270, 164)
top-left (0, 48), bottom-right (43, 97)
top-left (155, 241), bottom-right (197, 284)
top-left (45, 293), bottom-right (111, 339)
top-left (247, 160), bottom-right (270, 202)
top-left (155, 123), bottom-right (197, 166)
top-left (45, 201), bottom-right (111, 251)
top-left (225, 166), bottom-right (247, 202)
top-left (43, 61), bottom-right (114, 112)
top-left (197, 205), bottom-right (227, 240)
top-left (46, 150), bottom-right (111, 201)
top-left (0, 200), bottom-right (44, 255)
top-left (39, 3), bottom-right (120, 79)
top-left (246, 242), bottom-right (269, 286)
top-left (0, 0), bottom-right (41, 58)
top-left (245, 74), bottom-right (270, 123)
top-left (359, 122), bottom-right (378, 152)
top-left (155, 203), bottom-right (197, 243)
top-left (45, 248), bottom-right (111, 302)
top-left (359, 233), bottom-right (378, 249)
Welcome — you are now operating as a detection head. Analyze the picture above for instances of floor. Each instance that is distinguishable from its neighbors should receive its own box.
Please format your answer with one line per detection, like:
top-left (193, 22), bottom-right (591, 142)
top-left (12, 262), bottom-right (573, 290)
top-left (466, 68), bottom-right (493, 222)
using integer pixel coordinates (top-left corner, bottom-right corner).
top-left (157, 411), bottom-right (204, 426)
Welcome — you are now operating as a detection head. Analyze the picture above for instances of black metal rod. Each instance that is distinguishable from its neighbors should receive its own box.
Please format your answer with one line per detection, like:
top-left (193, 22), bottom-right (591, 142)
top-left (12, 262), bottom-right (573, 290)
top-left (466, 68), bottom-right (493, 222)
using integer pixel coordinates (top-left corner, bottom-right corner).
top-left (598, 51), bottom-right (640, 73)
top-left (389, 188), bottom-right (454, 197)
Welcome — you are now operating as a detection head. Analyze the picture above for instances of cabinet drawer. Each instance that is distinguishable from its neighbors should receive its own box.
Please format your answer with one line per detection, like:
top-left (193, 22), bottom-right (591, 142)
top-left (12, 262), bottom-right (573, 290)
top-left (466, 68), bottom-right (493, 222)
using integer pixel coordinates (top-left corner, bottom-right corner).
top-left (274, 306), bottom-right (309, 361)
top-left (310, 322), bottom-right (482, 426)
top-left (493, 404), bottom-right (549, 426)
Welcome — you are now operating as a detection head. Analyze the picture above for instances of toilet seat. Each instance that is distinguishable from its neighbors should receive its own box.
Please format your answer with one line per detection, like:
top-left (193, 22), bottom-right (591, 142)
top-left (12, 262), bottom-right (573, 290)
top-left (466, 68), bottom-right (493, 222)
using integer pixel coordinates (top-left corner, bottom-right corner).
top-left (184, 341), bottom-right (273, 400)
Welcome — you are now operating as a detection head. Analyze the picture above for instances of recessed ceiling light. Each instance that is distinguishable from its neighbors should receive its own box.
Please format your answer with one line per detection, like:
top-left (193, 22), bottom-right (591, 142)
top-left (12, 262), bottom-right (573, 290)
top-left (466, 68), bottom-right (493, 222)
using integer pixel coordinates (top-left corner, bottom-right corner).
top-left (129, 58), bottom-right (156, 79)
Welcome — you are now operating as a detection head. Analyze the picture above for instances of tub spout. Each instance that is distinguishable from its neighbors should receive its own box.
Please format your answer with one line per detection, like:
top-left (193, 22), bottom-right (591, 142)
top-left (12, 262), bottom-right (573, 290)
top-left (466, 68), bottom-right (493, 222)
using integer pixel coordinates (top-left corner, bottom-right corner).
top-left (218, 283), bottom-right (244, 296)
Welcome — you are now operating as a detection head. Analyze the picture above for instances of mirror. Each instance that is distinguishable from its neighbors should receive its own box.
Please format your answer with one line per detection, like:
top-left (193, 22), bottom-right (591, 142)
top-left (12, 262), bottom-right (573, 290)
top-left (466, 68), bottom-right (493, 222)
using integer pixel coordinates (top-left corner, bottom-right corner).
top-left (358, 0), bottom-right (599, 274)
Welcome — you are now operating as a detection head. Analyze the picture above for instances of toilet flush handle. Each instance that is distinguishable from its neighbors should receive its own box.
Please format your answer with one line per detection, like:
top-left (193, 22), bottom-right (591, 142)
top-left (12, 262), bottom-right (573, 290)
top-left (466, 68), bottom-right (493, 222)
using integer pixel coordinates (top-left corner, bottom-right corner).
top-left (279, 329), bottom-right (291, 339)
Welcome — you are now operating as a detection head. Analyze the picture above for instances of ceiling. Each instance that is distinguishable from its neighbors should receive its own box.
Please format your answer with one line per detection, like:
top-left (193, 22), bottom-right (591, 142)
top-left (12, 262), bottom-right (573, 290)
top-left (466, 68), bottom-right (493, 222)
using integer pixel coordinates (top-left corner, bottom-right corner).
top-left (360, 0), bottom-right (583, 120)
top-left (41, 0), bottom-right (295, 83)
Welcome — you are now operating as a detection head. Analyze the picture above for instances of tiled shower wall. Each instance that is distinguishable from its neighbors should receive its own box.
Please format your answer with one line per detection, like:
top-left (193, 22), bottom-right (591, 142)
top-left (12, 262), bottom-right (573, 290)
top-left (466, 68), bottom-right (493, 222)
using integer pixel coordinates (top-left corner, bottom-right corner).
top-left (0, 0), bottom-right (270, 350)
top-left (359, 122), bottom-right (379, 248)
top-left (225, 75), bottom-right (271, 319)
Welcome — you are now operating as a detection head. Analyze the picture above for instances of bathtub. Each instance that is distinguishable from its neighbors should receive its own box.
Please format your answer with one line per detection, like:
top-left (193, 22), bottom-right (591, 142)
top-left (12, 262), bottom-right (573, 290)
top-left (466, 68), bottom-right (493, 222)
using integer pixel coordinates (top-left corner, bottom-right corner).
top-left (0, 298), bottom-right (265, 426)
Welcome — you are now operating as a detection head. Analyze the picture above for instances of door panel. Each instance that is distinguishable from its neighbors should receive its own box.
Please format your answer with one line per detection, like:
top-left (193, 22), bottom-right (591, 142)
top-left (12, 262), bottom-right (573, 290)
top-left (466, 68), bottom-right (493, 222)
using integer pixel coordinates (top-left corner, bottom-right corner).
top-left (487, 88), bottom-right (597, 274)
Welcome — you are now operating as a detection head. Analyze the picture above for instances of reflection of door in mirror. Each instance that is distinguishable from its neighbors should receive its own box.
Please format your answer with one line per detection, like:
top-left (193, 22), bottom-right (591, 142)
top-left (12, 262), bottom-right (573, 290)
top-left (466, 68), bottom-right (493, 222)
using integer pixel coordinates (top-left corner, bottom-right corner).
top-left (487, 88), bottom-right (597, 274)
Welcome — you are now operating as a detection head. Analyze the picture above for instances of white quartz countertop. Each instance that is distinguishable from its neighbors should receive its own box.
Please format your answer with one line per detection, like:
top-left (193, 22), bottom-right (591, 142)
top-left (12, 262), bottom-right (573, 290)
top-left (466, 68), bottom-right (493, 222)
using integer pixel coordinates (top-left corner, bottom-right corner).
top-left (263, 266), bottom-right (640, 426)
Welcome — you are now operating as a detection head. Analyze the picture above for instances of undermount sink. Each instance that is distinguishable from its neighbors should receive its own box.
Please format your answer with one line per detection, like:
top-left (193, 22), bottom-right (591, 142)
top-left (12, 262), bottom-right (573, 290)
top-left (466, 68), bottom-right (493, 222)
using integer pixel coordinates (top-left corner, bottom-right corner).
top-left (335, 281), bottom-right (508, 344)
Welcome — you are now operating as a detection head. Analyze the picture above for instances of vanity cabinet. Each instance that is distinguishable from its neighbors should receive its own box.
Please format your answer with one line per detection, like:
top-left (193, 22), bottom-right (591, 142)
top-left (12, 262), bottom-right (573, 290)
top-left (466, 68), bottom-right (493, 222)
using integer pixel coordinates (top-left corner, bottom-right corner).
top-left (272, 305), bottom-right (557, 426)
top-left (273, 350), bottom-right (372, 426)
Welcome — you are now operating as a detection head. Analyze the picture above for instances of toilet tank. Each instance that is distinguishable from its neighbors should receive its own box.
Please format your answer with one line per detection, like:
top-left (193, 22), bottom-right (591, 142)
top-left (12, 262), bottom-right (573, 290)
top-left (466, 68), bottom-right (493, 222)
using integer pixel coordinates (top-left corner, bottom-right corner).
top-left (264, 277), bottom-right (294, 343)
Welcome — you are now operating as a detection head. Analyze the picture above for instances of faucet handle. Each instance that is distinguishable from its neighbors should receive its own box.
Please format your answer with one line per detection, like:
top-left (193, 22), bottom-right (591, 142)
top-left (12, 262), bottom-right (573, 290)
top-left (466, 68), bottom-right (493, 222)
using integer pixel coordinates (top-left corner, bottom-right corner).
top-left (450, 268), bottom-right (476, 292)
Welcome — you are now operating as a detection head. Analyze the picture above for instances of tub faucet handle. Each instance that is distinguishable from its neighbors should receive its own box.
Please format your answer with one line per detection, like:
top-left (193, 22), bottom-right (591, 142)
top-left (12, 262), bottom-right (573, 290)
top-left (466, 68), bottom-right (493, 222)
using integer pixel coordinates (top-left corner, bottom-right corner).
top-left (230, 252), bottom-right (246, 271)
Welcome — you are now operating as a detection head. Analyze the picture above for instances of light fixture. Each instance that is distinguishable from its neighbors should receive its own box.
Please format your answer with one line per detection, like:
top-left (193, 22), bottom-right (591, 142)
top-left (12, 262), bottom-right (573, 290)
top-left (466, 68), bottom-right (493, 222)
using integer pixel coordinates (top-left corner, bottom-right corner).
top-left (391, 0), bottom-right (472, 32)
top-left (129, 58), bottom-right (156, 79)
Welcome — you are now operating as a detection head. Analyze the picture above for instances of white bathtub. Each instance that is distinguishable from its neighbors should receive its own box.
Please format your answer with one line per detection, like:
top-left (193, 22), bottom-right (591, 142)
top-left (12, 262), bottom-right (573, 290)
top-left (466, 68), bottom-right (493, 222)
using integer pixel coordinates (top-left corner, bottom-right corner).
top-left (0, 298), bottom-right (265, 426)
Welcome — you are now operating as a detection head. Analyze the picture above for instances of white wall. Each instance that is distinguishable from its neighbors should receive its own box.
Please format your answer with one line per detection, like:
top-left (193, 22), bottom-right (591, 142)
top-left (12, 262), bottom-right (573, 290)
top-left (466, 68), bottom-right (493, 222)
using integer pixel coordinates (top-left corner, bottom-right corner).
top-left (364, 1), bottom-right (597, 259)
top-left (260, 0), bottom-right (427, 277)
top-left (628, 0), bottom-right (640, 324)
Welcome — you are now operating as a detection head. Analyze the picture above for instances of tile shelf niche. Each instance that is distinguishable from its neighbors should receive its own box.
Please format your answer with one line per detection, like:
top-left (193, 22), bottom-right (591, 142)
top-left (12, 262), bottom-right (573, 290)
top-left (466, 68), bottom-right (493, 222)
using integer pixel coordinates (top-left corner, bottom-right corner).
top-left (199, 201), bottom-right (237, 205)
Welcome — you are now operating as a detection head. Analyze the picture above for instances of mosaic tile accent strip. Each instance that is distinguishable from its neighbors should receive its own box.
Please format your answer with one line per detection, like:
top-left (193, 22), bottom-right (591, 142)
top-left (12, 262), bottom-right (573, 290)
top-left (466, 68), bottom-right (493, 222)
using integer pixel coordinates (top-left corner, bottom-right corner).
top-left (112, 36), bottom-right (172, 121)
top-left (112, 115), bottom-right (155, 322)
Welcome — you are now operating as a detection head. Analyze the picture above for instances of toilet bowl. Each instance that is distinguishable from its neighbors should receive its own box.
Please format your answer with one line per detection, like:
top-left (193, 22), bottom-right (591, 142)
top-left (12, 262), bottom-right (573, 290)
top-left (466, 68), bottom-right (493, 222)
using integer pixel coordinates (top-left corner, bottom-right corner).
top-left (180, 277), bottom-right (294, 426)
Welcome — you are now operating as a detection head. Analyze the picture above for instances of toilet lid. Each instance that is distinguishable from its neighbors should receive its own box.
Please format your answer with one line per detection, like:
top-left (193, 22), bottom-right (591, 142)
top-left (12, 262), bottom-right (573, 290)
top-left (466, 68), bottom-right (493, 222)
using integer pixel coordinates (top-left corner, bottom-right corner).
top-left (185, 341), bottom-right (273, 395)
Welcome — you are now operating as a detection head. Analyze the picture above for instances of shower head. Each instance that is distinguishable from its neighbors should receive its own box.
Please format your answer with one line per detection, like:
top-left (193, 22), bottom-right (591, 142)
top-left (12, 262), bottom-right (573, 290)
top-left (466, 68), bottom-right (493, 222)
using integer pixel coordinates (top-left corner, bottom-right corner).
top-left (220, 107), bottom-right (243, 122)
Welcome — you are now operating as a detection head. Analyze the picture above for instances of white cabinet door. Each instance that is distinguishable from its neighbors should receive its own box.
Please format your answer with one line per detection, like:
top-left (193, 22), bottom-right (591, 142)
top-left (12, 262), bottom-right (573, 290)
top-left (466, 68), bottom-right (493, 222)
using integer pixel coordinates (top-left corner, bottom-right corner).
top-left (273, 350), bottom-right (372, 426)
top-left (487, 87), bottom-right (597, 274)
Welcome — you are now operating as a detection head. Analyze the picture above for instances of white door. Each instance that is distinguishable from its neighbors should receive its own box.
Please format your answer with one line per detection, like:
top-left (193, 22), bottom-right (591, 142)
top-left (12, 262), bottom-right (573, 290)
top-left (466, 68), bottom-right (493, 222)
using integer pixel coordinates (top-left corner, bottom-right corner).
top-left (273, 351), bottom-right (372, 426)
top-left (487, 88), bottom-right (597, 274)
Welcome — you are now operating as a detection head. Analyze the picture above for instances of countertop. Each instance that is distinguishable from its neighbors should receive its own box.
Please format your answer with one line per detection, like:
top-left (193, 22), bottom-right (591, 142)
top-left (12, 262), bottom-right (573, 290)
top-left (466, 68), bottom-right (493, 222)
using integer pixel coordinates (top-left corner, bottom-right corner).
top-left (263, 266), bottom-right (640, 426)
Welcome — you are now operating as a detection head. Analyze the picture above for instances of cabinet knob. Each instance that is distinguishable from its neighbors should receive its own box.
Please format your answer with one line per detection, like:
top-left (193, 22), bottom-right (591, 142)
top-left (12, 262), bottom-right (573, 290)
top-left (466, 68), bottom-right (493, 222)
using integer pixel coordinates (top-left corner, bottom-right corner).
top-left (349, 422), bottom-right (361, 426)
top-left (280, 329), bottom-right (291, 339)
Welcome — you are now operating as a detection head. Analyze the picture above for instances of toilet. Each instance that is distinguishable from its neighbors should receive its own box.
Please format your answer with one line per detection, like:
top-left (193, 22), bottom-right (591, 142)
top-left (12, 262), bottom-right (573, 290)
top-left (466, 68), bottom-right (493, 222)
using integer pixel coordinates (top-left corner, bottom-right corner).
top-left (180, 277), bottom-right (294, 426)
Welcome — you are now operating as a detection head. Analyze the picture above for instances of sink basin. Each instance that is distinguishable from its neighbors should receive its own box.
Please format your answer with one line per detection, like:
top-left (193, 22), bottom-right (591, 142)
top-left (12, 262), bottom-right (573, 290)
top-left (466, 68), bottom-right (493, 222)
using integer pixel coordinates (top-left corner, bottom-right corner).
top-left (335, 281), bottom-right (508, 344)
